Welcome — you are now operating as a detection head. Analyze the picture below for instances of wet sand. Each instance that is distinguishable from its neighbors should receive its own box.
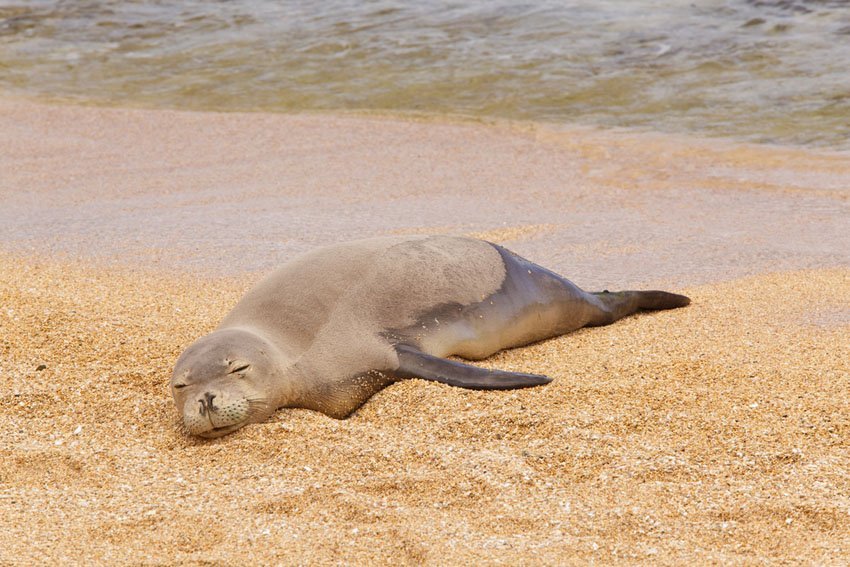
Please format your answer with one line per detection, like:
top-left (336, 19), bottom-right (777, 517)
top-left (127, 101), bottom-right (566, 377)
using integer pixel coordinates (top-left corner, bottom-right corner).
top-left (2, 98), bottom-right (848, 285)
top-left (1, 100), bottom-right (848, 564)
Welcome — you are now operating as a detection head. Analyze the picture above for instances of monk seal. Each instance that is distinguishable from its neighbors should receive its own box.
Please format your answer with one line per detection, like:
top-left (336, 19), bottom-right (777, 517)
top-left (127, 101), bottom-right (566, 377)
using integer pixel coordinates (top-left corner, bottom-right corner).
top-left (171, 235), bottom-right (689, 437)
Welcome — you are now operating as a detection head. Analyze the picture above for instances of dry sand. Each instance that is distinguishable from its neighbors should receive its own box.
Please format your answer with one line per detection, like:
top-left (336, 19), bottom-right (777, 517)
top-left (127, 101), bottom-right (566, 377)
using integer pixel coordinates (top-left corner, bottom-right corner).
top-left (2, 256), bottom-right (848, 565)
top-left (1, 100), bottom-right (849, 564)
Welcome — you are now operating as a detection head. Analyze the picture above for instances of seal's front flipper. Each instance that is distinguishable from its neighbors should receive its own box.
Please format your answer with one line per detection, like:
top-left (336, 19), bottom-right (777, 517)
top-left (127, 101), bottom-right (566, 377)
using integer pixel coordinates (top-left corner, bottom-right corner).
top-left (394, 345), bottom-right (552, 390)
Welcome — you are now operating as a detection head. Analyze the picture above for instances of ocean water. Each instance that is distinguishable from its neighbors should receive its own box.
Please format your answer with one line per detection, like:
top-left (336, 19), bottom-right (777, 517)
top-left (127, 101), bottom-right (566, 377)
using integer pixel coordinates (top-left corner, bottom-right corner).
top-left (1, 0), bottom-right (849, 148)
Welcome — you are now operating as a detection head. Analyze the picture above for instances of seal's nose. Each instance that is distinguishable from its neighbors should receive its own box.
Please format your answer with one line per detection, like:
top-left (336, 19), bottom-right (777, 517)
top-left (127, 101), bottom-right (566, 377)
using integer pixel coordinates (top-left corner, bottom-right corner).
top-left (197, 392), bottom-right (218, 416)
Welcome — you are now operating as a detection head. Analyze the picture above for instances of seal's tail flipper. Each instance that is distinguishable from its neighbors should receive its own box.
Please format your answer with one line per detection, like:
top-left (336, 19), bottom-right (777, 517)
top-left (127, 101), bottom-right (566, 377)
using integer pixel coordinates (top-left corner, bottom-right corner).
top-left (394, 345), bottom-right (552, 390)
top-left (589, 290), bottom-right (690, 326)
top-left (633, 290), bottom-right (691, 310)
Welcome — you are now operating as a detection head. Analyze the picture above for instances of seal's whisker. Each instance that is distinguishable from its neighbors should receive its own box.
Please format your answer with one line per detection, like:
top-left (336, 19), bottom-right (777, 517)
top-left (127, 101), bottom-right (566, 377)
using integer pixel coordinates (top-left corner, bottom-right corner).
top-left (246, 398), bottom-right (273, 418)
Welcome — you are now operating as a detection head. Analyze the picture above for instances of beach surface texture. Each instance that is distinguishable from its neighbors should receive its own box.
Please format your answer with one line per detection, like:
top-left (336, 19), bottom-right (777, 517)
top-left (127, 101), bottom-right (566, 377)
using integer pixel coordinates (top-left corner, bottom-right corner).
top-left (1, 100), bottom-right (848, 564)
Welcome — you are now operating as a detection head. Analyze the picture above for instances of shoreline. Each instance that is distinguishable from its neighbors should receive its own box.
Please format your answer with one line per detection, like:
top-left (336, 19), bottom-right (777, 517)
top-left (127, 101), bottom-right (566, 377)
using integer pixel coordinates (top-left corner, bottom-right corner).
top-left (6, 76), bottom-right (850, 154)
top-left (5, 93), bottom-right (850, 158)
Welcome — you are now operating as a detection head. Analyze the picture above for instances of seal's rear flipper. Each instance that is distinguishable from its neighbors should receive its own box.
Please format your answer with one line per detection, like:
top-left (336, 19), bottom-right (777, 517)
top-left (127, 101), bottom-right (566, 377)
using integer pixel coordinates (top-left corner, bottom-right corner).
top-left (589, 290), bottom-right (690, 325)
top-left (394, 345), bottom-right (552, 390)
top-left (634, 290), bottom-right (691, 310)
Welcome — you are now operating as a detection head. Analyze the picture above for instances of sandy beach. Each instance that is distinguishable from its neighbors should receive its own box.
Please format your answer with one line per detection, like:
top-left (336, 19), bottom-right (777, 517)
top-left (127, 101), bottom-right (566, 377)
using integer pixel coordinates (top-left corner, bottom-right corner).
top-left (1, 100), bottom-right (848, 564)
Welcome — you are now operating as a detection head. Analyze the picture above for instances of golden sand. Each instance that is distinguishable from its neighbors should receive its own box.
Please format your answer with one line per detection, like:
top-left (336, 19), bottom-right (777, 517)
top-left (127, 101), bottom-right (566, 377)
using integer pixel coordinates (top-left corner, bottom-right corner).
top-left (1, 253), bottom-right (847, 564)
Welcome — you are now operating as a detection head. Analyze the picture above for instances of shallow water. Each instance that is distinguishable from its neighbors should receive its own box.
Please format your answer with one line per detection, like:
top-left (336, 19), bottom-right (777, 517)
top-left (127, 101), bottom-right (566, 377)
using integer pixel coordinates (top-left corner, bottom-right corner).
top-left (1, 0), bottom-right (850, 148)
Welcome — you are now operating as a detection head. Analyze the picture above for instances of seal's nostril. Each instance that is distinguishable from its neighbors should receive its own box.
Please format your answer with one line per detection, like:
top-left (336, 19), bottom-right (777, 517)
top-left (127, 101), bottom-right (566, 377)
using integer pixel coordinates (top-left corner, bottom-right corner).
top-left (197, 398), bottom-right (207, 416)
top-left (204, 392), bottom-right (218, 412)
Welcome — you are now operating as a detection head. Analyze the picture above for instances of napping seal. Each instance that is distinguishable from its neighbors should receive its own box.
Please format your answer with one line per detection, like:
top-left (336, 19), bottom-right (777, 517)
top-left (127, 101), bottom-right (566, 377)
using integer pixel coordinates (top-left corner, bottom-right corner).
top-left (171, 236), bottom-right (689, 437)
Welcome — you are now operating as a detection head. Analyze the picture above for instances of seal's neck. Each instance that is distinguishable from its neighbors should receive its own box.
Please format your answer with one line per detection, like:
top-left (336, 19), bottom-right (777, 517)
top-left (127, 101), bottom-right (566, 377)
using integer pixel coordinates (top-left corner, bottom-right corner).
top-left (270, 362), bottom-right (306, 410)
top-left (251, 335), bottom-right (306, 412)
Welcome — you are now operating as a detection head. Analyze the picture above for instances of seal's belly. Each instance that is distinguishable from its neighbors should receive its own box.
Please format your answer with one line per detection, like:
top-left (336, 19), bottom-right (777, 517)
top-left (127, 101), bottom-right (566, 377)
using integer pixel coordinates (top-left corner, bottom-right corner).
top-left (423, 296), bottom-right (581, 359)
top-left (408, 288), bottom-right (593, 360)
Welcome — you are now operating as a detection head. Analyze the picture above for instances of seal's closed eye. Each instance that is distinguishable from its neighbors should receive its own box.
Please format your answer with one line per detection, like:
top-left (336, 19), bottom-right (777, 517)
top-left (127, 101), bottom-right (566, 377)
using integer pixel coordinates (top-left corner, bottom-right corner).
top-left (229, 363), bottom-right (251, 374)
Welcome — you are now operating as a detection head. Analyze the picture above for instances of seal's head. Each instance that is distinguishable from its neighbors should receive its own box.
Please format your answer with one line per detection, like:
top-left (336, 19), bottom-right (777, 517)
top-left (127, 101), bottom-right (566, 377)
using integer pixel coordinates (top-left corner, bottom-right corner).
top-left (171, 329), bottom-right (284, 438)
